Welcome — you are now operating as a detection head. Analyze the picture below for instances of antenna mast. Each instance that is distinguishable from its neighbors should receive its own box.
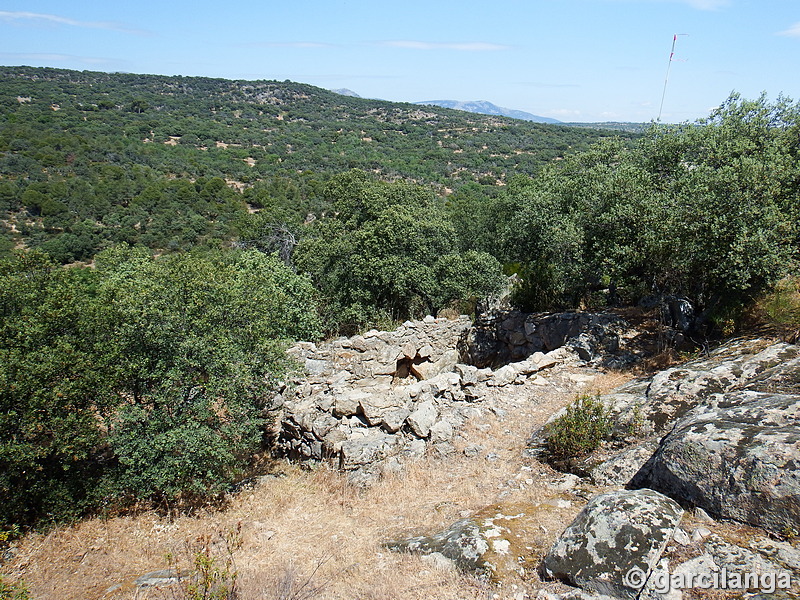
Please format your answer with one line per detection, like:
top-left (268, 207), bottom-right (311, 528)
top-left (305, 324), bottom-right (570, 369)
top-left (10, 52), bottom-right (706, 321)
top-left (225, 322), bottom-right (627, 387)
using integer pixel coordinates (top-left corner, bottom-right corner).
top-left (657, 34), bottom-right (687, 123)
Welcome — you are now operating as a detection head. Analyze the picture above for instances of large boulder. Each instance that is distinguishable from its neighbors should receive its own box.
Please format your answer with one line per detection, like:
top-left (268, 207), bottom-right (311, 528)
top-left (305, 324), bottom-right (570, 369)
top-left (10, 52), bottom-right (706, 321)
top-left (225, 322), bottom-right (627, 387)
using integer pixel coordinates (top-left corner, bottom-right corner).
top-left (605, 340), bottom-right (800, 437)
top-left (543, 489), bottom-right (683, 600)
top-left (632, 390), bottom-right (800, 536)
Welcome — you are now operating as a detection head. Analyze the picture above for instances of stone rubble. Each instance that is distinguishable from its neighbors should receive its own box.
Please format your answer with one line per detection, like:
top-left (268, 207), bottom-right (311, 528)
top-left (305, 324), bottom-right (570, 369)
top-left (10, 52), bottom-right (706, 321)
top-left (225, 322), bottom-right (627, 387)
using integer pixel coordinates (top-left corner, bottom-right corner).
top-left (273, 315), bottom-right (573, 483)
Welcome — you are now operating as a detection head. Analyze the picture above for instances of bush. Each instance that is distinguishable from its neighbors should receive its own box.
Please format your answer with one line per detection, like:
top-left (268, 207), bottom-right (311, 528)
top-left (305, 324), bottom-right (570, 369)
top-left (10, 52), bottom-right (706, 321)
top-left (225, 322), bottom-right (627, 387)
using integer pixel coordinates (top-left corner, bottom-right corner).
top-left (545, 394), bottom-right (611, 459)
top-left (97, 247), bottom-right (321, 504)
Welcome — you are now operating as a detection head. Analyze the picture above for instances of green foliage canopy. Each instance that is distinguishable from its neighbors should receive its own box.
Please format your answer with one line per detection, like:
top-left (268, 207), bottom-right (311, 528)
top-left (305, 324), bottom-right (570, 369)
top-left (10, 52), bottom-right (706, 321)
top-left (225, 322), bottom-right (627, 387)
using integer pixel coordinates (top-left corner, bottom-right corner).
top-left (0, 247), bottom-right (321, 527)
top-left (295, 171), bottom-right (505, 333)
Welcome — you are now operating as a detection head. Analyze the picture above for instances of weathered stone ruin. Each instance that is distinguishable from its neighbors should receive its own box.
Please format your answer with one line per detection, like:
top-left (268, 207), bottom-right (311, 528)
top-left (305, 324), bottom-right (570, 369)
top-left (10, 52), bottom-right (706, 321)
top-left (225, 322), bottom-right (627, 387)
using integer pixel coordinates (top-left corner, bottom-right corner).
top-left (466, 309), bottom-right (637, 368)
top-left (272, 311), bottom-right (638, 484)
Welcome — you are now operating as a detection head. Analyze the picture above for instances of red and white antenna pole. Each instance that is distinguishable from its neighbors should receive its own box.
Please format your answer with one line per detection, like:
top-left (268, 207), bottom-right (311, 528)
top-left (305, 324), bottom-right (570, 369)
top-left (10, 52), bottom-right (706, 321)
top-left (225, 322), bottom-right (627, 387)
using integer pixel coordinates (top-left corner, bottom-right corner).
top-left (657, 34), bottom-right (688, 123)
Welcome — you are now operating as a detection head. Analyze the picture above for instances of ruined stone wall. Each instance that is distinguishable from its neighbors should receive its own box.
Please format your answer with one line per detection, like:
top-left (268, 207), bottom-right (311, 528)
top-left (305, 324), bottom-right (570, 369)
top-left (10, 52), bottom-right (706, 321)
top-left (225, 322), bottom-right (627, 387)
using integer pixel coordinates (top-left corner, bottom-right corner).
top-left (272, 311), bottom-right (639, 484)
top-left (273, 315), bottom-right (562, 484)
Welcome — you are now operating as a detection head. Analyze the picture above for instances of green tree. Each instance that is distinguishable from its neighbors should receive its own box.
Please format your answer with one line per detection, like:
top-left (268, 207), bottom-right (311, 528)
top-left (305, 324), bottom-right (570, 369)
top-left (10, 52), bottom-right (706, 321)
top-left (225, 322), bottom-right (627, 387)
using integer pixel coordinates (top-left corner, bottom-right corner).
top-left (0, 252), bottom-right (111, 528)
top-left (295, 171), bottom-right (504, 332)
top-left (96, 247), bottom-right (320, 502)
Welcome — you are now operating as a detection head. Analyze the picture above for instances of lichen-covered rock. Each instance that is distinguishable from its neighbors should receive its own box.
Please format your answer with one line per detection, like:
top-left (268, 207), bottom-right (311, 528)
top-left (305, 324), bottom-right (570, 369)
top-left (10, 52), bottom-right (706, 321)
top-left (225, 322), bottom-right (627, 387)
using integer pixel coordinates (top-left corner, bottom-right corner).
top-left (385, 506), bottom-right (544, 578)
top-left (639, 531), bottom-right (797, 600)
top-left (386, 519), bottom-right (490, 572)
top-left (632, 390), bottom-right (800, 536)
top-left (605, 340), bottom-right (800, 437)
top-left (543, 489), bottom-right (683, 600)
top-left (590, 439), bottom-right (661, 487)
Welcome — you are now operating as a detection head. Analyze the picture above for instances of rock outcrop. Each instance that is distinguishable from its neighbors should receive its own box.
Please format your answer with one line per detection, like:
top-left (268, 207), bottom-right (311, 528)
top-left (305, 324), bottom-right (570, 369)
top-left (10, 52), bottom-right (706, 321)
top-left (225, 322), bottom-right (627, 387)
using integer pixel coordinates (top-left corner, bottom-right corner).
top-left (633, 389), bottom-right (800, 536)
top-left (533, 338), bottom-right (800, 537)
top-left (543, 489), bottom-right (683, 600)
top-left (527, 336), bottom-right (800, 599)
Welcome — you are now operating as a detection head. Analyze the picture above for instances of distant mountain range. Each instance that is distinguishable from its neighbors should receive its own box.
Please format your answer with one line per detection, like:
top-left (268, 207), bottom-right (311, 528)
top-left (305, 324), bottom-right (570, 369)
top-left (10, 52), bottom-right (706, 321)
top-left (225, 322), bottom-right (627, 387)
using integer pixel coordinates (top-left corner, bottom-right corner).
top-left (415, 100), bottom-right (562, 124)
top-left (328, 91), bottom-right (648, 131)
top-left (331, 88), bottom-right (362, 98)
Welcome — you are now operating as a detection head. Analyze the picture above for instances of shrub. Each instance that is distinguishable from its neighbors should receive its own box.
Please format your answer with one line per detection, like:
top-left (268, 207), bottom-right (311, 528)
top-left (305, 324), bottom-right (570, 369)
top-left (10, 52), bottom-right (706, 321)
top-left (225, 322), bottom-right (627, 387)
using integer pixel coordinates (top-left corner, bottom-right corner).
top-left (545, 394), bottom-right (611, 459)
top-left (167, 525), bottom-right (242, 600)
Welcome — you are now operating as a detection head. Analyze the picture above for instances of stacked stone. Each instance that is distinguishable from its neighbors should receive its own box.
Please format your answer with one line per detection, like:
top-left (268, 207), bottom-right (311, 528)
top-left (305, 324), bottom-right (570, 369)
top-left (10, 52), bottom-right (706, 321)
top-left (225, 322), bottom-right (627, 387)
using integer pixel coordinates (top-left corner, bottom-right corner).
top-left (274, 315), bottom-right (562, 484)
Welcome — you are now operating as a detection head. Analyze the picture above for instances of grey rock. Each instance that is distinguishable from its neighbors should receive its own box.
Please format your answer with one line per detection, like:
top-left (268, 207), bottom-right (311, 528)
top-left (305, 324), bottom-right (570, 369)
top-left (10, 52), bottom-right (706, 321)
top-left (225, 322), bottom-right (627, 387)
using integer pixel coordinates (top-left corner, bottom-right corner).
top-left (411, 349), bottom-right (460, 380)
top-left (749, 536), bottom-right (800, 572)
top-left (546, 473), bottom-right (581, 492)
top-left (417, 343), bottom-right (434, 358)
top-left (400, 340), bottom-right (418, 359)
top-left (310, 412), bottom-right (338, 440)
top-left (701, 533), bottom-right (785, 579)
top-left (672, 527), bottom-right (691, 546)
top-left (339, 430), bottom-right (400, 469)
top-left (634, 391), bottom-right (800, 536)
top-left (407, 401), bottom-right (438, 438)
top-left (304, 358), bottom-right (328, 376)
top-left (135, 569), bottom-right (180, 587)
top-left (358, 393), bottom-right (409, 427)
top-left (693, 507), bottom-right (714, 523)
top-left (381, 407), bottom-right (411, 433)
top-left (491, 364), bottom-right (518, 387)
top-left (691, 526), bottom-right (711, 542)
top-left (543, 489), bottom-right (683, 600)
top-left (404, 438), bottom-right (428, 459)
top-left (455, 363), bottom-right (479, 385)
top-left (385, 518), bottom-right (489, 572)
top-left (333, 389), bottom-right (370, 418)
top-left (429, 419), bottom-right (455, 443)
top-left (591, 439), bottom-right (660, 487)
top-left (420, 551), bottom-right (457, 570)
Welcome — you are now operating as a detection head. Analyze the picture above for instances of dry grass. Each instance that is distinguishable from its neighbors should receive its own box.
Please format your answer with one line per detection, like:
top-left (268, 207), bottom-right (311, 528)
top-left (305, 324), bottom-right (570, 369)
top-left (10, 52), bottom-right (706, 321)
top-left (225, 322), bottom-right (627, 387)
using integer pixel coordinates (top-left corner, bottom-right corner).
top-left (3, 373), bottom-right (597, 600)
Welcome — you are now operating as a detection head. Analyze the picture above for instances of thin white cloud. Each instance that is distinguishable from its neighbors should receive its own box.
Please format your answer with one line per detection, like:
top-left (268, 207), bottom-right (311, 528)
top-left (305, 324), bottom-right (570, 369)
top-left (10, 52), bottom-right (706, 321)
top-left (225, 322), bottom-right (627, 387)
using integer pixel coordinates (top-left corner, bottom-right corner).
top-left (0, 52), bottom-right (114, 65)
top-left (777, 22), bottom-right (800, 37)
top-left (381, 41), bottom-right (510, 51)
top-left (246, 41), bottom-right (333, 48)
top-left (679, 0), bottom-right (728, 9)
top-left (0, 11), bottom-right (148, 35)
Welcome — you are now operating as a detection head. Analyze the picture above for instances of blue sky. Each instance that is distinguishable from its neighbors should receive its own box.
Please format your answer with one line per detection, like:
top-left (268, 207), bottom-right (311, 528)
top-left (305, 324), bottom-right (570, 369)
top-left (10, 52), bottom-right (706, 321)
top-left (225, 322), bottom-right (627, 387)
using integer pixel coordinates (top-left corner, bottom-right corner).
top-left (1, 0), bottom-right (799, 122)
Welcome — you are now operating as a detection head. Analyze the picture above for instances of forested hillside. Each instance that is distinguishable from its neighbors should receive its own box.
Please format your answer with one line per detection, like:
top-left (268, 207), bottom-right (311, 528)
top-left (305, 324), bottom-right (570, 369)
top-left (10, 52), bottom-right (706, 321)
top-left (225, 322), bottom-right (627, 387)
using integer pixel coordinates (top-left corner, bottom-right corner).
top-left (0, 66), bottom-right (626, 262)
top-left (1, 66), bottom-right (799, 534)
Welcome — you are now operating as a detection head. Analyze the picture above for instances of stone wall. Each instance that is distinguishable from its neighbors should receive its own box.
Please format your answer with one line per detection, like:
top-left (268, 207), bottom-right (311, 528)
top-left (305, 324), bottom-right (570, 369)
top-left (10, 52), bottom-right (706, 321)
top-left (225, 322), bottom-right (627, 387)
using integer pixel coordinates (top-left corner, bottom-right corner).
top-left (271, 310), bottom-right (640, 484)
top-left (272, 315), bottom-right (564, 484)
top-left (465, 310), bottom-right (637, 368)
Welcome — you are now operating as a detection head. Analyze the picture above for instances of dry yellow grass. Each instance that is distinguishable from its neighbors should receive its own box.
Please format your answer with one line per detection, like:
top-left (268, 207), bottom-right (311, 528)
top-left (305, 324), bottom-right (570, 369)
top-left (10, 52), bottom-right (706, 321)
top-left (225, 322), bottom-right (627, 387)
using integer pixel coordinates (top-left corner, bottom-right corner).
top-left (3, 371), bottom-right (602, 600)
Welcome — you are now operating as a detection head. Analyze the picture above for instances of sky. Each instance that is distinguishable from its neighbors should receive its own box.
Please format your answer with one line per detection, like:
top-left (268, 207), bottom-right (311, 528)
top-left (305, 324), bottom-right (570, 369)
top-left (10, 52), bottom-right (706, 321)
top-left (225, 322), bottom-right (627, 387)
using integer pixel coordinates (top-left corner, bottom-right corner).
top-left (1, 0), bottom-right (799, 123)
